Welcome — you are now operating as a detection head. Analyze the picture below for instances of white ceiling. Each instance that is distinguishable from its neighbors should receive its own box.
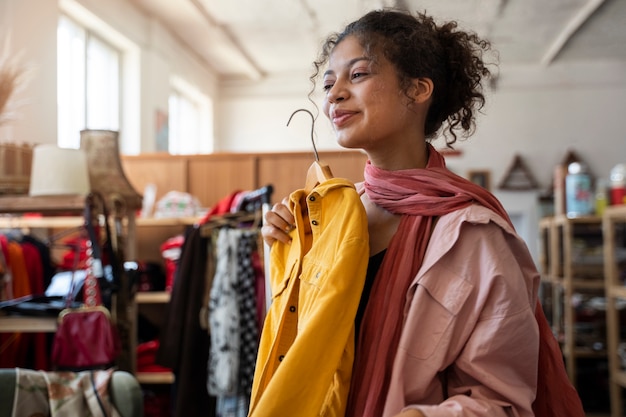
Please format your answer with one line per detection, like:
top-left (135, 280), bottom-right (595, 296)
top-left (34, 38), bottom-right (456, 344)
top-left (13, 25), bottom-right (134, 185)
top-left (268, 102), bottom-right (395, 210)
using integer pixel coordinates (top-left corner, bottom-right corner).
top-left (127, 0), bottom-right (626, 81)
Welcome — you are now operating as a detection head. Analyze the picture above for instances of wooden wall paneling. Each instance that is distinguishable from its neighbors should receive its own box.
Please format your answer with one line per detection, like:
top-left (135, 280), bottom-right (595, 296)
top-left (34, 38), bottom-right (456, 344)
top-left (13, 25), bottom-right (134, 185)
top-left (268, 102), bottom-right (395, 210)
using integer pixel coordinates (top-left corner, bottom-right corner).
top-left (187, 154), bottom-right (256, 208)
top-left (257, 153), bottom-right (314, 202)
top-left (257, 151), bottom-right (368, 201)
top-left (316, 151), bottom-right (367, 184)
top-left (121, 156), bottom-right (188, 202)
top-left (135, 223), bottom-right (186, 264)
top-left (121, 151), bottom-right (367, 212)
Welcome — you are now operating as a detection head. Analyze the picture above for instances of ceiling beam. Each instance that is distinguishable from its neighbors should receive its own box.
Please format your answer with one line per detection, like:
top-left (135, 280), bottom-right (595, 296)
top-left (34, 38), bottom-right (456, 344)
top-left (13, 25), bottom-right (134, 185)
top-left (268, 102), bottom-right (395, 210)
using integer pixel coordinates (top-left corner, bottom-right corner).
top-left (540, 0), bottom-right (605, 66)
top-left (188, 0), bottom-right (265, 80)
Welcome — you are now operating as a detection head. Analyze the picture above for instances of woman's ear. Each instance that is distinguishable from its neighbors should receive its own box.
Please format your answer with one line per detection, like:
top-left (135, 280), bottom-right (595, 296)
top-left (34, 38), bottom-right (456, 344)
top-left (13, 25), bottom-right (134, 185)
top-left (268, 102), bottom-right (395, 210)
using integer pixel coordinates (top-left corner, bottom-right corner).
top-left (410, 77), bottom-right (434, 104)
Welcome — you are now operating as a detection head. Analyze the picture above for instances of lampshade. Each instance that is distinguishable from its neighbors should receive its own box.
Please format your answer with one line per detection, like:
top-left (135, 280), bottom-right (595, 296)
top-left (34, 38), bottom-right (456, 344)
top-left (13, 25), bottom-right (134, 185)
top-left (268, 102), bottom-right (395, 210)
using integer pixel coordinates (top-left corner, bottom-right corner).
top-left (29, 144), bottom-right (90, 196)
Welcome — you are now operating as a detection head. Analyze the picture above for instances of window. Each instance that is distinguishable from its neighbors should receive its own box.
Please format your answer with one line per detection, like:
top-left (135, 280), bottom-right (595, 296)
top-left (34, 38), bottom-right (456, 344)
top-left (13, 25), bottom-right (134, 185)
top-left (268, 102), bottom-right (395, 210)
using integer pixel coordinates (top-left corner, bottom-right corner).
top-left (57, 1), bottom-right (208, 155)
top-left (168, 76), bottom-right (213, 154)
top-left (57, 15), bottom-right (120, 149)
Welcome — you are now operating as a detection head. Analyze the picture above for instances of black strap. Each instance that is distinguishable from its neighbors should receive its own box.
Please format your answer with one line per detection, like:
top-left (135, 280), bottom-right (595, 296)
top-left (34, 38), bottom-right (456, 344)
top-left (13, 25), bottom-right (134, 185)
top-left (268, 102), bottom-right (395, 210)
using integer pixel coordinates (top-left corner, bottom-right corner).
top-left (84, 193), bottom-right (104, 275)
top-left (85, 193), bottom-right (123, 277)
top-left (90, 370), bottom-right (110, 417)
top-left (83, 192), bottom-right (122, 309)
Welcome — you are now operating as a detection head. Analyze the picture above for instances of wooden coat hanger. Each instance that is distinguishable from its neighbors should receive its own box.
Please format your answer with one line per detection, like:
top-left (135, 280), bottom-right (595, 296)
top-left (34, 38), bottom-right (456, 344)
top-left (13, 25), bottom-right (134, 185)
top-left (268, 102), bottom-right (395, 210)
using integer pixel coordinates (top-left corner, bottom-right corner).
top-left (286, 108), bottom-right (333, 194)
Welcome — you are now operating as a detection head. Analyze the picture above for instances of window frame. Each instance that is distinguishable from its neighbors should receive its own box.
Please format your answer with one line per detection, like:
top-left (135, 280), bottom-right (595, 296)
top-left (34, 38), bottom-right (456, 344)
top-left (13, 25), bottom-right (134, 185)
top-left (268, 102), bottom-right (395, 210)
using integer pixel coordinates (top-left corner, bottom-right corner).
top-left (57, 13), bottom-right (122, 149)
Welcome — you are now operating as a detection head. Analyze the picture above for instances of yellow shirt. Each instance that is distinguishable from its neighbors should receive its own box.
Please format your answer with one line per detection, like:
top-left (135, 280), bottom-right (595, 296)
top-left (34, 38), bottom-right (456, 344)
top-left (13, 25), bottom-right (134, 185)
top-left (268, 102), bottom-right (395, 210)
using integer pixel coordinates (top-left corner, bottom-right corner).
top-left (249, 178), bottom-right (369, 417)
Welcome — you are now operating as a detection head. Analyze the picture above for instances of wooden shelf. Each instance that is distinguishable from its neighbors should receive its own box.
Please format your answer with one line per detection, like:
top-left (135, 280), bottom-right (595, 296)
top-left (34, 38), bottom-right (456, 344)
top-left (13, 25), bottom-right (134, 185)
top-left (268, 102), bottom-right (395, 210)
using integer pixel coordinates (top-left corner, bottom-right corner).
top-left (0, 315), bottom-right (57, 333)
top-left (613, 369), bottom-right (626, 389)
top-left (0, 216), bottom-right (84, 229)
top-left (0, 214), bottom-right (199, 228)
top-left (135, 217), bottom-right (199, 227)
top-left (603, 205), bottom-right (626, 417)
top-left (0, 193), bottom-right (139, 374)
top-left (562, 346), bottom-right (607, 358)
top-left (0, 195), bottom-right (87, 214)
top-left (539, 214), bottom-right (606, 390)
top-left (132, 220), bottom-right (188, 387)
top-left (136, 291), bottom-right (171, 304)
top-left (134, 292), bottom-right (173, 386)
top-left (608, 285), bottom-right (626, 299)
top-left (136, 371), bottom-right (175, 384)
top-left (0, 202), bottom-right (184, 386)
top-left (134, 291), bottom-right (174, 385)
top-left (553, 279), bottom-right (605, 290)
top-left (553, 214), bottom-right (603, 225)
top-left (0, 196), bottom-right (88, 336)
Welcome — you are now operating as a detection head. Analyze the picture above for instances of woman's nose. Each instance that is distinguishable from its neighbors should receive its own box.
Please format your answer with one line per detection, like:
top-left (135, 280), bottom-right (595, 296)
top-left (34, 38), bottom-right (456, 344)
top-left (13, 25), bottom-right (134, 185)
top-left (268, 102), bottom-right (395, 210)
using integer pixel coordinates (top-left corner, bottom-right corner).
top-left (327, 82), bottom-right (348, 103)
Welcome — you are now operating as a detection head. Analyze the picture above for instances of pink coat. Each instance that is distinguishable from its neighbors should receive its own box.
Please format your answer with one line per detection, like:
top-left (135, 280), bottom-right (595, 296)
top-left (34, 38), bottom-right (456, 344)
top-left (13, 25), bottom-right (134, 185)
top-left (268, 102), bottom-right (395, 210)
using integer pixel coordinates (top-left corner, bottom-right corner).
top-left (386, 204), bottom-right (539, 417)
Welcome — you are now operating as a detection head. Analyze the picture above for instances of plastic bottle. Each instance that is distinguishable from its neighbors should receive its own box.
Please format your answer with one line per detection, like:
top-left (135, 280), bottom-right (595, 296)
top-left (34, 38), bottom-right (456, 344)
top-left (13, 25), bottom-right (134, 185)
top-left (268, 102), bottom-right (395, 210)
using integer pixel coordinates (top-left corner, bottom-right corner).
top-left (610, 163), bottom-right (626, 205)
top-left (595, 178), bottom-right (608, 217)
top-left (565, 162), bottom-right (593, 217)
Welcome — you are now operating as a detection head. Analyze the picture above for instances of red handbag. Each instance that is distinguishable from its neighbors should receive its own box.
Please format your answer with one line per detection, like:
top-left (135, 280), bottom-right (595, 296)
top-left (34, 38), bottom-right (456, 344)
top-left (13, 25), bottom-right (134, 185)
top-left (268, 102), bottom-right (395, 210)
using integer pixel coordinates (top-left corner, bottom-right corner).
top-left (51, 304), bottom-right (119, 370)
top-left (51, 193), bottom-right (120, 370)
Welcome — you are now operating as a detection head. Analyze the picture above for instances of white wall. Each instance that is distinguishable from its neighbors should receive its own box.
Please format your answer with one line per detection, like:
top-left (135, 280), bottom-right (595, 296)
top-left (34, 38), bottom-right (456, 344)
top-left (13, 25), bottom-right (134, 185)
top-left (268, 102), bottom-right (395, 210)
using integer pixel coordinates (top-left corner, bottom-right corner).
top-left (216, 59), bottom-right (626, 262)
top-left (217, 60), bottom-right (626, 192)
top-left (217, 72), bottom-right (339, 154)
top-left (4, 0), bottom-right (623, 190)
top-left (462, 61), bottom-right (626, 191)
top-left (0, 0), bottom-right (58, 146)
top-left (3, 0), bottom-right (623, 261)
top-left (0, 0), bottom-right (219, 154)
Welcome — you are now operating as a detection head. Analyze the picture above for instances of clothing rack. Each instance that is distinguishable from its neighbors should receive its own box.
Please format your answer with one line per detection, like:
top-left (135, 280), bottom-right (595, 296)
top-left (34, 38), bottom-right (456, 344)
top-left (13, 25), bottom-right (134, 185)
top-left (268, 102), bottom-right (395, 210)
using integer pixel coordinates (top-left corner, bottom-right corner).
top-left (199, 211), bottom-right (261, 236)
top-left (198, 185), bottom-right (273, 236)
top-left (236, 185), bottom-right (273, 212)
top-left (155, 185), bottom-right (273, 417)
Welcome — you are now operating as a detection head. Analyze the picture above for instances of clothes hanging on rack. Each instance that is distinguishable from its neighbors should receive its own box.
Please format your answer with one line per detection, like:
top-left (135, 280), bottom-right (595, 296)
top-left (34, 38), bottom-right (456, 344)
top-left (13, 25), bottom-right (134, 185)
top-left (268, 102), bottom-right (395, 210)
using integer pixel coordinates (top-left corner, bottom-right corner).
top-left (0, 230), bottom-right (70, 300)
top-left (157, 186), bottom-right (272, 417)
top-left (0, 232), bottom-right (51, 370)
top-left (208, 229), bottom-right (241, 395)
top-left (207, 227), bottom-right (261, 417)
top-left (21, 235), bottom-right (56, 290)
top-left (1, 235), bottom-right (30, 301)
top-left (236, 231), bottom-right (263, 395)
top-left (0, 201), bottom-right (124, 372)
top-left (156, 225), bottom-right (215, 417)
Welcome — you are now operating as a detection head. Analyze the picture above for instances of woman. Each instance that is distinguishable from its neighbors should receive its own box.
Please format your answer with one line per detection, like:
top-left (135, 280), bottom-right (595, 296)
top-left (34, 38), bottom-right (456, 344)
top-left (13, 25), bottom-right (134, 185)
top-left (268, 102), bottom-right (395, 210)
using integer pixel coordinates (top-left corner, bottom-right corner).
top-left (255, 9), bottom-right (583, 417)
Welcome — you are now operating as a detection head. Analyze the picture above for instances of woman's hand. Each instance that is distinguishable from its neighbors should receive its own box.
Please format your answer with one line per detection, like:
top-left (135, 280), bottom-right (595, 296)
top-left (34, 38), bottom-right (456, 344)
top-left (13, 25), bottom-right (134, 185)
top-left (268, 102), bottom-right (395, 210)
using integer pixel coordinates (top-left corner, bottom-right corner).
top-left (261, 199), bottom-right (296, 246)
top-left (392, 409), bottom-right (425, 417)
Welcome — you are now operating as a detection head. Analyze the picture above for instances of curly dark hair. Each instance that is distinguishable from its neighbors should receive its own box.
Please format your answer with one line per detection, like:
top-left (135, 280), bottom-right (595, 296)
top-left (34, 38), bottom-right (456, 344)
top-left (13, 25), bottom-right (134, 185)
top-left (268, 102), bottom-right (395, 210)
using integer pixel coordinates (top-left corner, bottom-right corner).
top-left (310, 8), bottom-right (496, 146)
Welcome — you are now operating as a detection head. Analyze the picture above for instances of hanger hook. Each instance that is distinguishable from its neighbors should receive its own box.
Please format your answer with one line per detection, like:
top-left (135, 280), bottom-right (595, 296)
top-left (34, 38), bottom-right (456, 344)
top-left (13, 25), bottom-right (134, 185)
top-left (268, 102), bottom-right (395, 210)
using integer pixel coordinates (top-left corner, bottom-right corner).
top-left (287, 108), bottom-right (319, 162)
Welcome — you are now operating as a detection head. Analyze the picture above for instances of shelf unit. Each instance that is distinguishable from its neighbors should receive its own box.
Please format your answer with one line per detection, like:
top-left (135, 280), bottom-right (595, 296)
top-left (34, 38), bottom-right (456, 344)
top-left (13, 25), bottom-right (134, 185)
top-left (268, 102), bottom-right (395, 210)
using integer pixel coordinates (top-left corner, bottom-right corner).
top-left (538, 217), bottom-right (556, 327)
top-left (0, 195), bottom-right (138, 373)
top-left (133, 217), bottom-right (197, 266)
top-left (604, 205), bottom-right (626, 417)
top-left (135, 290), bottom-right (174, 384)
top-left (0, 206), bottom-right (196, 385)
top-left (132, 217), bottom-right (198, 386)
top-left (539, 214), bottom-right (606, 387)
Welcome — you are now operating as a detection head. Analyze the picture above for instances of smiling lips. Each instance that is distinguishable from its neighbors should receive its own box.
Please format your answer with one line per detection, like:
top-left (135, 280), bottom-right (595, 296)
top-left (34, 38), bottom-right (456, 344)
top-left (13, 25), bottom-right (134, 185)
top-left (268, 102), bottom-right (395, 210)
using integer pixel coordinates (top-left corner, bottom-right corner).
top-left (331, 109), bottom-right (357, 127)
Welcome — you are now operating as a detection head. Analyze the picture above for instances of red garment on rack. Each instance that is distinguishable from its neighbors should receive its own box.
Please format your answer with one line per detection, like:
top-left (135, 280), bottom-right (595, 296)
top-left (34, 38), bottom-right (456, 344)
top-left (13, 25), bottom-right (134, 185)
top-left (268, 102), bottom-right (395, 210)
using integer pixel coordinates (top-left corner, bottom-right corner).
top-left (198, 190), bottom-right (245, 224)
top-left (0, 238), bottom-right (31, 369)
top-left (21, 242), bottom-right (49, 370)
top-left (137, 339), bottom-right (172, 373)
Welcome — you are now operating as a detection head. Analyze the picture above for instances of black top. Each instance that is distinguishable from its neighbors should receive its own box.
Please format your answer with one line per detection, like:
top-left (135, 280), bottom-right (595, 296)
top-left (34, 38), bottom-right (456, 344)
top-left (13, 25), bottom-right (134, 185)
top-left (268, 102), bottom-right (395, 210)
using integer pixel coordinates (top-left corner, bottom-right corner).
top-left (355, 249), bottom-right (386, 338)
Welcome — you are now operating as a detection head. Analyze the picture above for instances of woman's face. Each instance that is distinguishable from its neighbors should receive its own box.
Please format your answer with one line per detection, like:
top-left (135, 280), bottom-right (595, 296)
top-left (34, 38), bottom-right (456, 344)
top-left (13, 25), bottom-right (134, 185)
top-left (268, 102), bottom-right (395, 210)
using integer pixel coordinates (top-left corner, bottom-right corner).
top-left (321, 35), bottom-right (419, 154)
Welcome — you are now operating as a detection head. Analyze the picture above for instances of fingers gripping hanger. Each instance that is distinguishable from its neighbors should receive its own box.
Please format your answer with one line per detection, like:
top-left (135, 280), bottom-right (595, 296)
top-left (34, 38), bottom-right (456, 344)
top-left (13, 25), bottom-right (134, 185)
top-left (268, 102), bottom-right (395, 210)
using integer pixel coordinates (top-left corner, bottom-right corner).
top-left (287, 108), bottom-right (333, 194)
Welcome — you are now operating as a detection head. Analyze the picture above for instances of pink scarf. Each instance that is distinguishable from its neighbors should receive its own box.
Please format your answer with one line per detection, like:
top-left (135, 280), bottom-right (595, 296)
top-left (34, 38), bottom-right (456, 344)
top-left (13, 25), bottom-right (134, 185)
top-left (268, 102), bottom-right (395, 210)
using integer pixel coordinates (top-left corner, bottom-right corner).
top-left (346, 144), bottom-right (584, 417)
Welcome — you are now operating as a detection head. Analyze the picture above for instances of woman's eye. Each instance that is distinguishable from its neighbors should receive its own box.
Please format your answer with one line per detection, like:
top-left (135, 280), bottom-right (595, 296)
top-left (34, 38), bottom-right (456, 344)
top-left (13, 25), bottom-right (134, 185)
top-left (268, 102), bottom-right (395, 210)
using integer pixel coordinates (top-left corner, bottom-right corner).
top-left (322, 83), bottom-right (334, 92)
top-left (352, 72), bottom-right (367, 80)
